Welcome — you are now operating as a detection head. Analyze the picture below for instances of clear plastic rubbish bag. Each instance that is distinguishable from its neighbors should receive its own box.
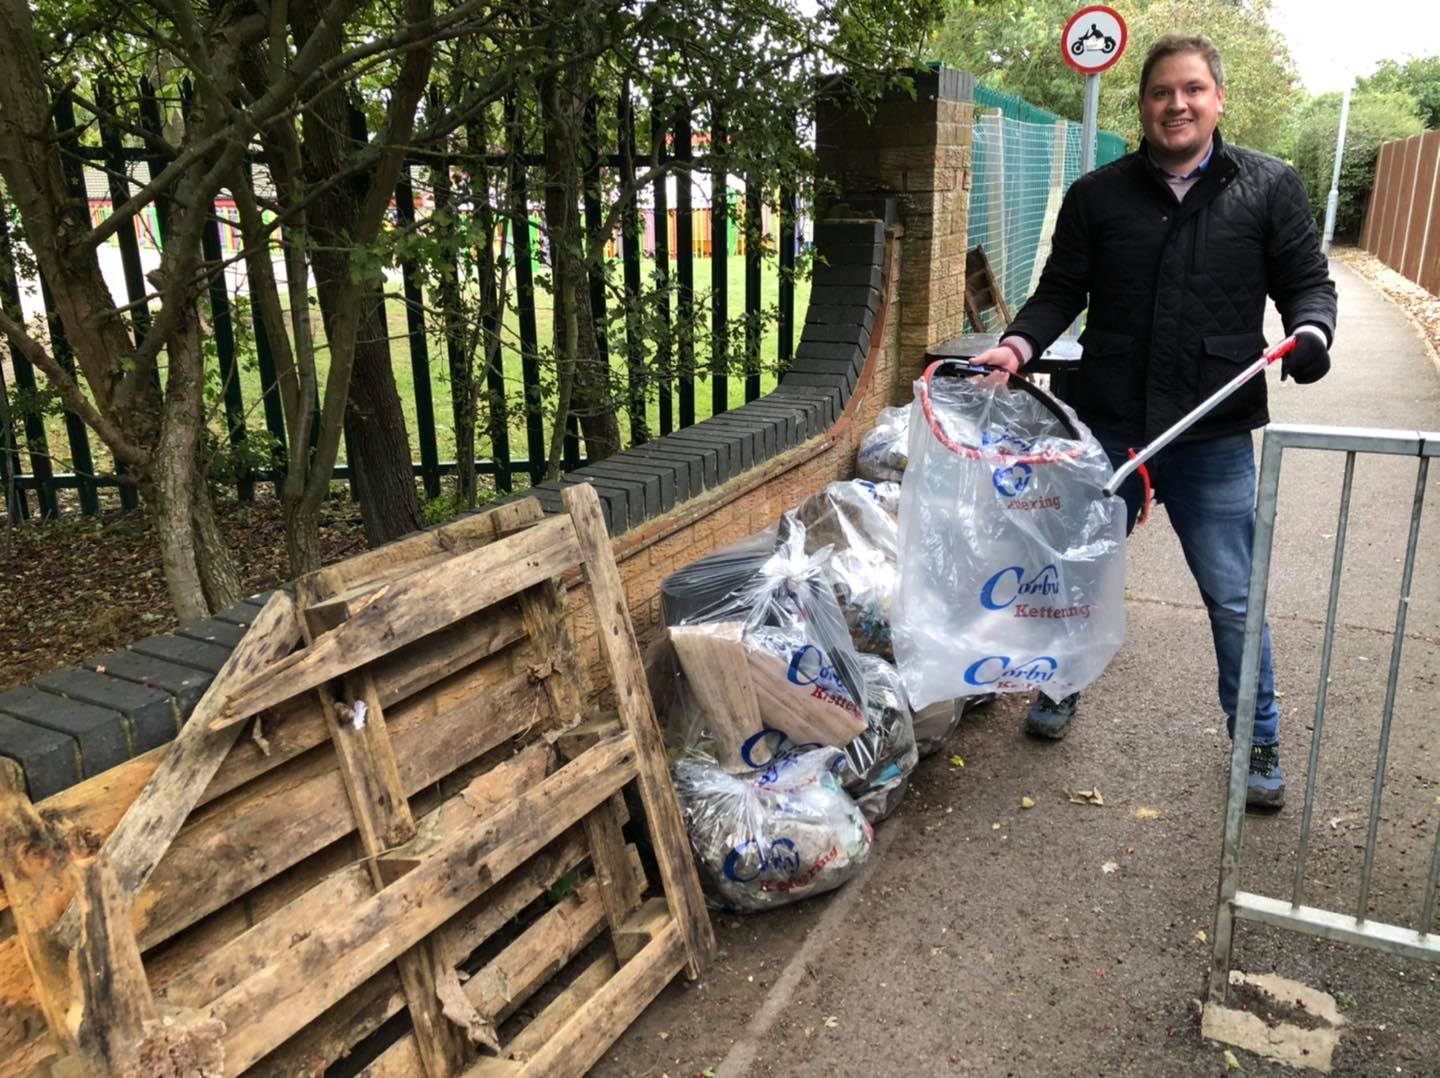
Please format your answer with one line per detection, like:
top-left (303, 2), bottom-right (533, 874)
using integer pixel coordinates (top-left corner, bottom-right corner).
top-left (664, 520), bottom-right (868, 770)
top-left (836, 654), bottom-right (918, 822)
top-left (674, 746), bottom-right (873, 911)
top-left (894, 362), bottom-right (1126, 710)
top-left (856, 405), bottom-right (910, 483)
top-left (793, 479), bottom-right (901, 659)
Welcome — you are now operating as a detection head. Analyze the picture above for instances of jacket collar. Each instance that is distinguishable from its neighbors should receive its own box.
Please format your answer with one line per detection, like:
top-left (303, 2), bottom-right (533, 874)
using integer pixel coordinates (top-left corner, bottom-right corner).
top-left (1132, 129), bottom-right (1238, 214)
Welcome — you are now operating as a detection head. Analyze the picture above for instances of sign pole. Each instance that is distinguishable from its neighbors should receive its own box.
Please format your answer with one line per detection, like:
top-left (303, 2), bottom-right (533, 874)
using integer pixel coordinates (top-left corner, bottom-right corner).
top-left (1080, 72), bottom-right (1101, 174)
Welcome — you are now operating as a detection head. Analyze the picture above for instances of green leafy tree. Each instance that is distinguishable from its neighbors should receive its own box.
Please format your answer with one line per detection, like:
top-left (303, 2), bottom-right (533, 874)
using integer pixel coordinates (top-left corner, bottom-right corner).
top-left (1359, 56), bottom-right (1440, 130)
top-left (1290, 90), bottom-right (1424, 240)
top-left (929, 0), bottom-right (1299, 154)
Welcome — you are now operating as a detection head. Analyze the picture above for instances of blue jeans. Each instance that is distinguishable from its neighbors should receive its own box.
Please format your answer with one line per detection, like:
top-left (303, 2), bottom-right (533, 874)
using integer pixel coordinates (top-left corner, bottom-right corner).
top-left (1096, 431), bottom-right (1279, 746)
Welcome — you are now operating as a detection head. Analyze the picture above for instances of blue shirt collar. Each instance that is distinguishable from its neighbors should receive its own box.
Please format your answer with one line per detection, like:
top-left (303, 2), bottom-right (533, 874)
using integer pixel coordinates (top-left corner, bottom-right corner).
top-left (1149, 138), bottom-right (1214, 181)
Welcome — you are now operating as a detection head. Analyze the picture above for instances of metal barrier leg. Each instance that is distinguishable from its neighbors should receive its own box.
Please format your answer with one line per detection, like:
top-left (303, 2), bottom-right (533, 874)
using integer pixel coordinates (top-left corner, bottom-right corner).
top-left (1208, 429), bottom-right (1286, 1002)
top-left (1355, 457), bottom-right (1429, 924)
top-left (1291, 452), bottom-right (1356, 909)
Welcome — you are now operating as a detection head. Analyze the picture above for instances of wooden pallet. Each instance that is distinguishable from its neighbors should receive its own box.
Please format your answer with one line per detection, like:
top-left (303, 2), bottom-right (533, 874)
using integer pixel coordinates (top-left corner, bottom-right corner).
top-left (964, 244), bottom-right (1011, 331)
top-left (0, 484), bottom-right (714, 1077)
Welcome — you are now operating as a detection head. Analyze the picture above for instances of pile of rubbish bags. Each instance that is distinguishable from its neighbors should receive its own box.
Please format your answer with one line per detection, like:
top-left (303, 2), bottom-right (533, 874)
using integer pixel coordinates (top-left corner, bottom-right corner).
top-left (651, 365), bottom-right (1126, 914)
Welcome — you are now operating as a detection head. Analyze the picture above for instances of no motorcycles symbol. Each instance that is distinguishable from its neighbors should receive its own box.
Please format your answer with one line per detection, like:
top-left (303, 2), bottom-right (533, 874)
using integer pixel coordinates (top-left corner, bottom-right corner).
top-left (1062, 6), bottom-right (1128, 74)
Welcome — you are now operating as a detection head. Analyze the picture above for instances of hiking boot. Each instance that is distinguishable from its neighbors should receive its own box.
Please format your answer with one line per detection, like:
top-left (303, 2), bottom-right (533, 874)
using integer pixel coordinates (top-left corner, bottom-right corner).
top-left (1025, 692), bottom-right (1079, 740)
top-left (1246, 743), bottom-right (1286, 810)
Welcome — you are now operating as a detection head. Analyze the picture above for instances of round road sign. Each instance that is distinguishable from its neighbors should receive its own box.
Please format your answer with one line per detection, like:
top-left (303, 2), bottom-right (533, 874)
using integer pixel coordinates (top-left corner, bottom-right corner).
top-left (1062, 5), bottom-right (1128, 75)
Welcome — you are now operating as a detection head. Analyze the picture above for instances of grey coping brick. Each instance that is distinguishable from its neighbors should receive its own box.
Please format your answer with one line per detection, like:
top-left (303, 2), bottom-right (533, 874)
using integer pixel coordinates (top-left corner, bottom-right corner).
top-left (712, 410), bottom-right (782, 462)
top-left (795, 339), bottom-right (866, 366)
top-left (766, 384), bottom-right (838, 426)
top-left (815, 220), bottom-right (885, 246)
top-left (811, 263), bottom-right (884, 290)
top-left (757, 393), bottom-right (828, 439)
top-left (214, 597), bottom-right (267, 627)
top-left (34, 668), bottom-right (178, 752)
top-left (775, 374), bottom-right (847, 417)
top-left (0, 686), bottom-right (132, 777)
top-left (87, 649), bottom-right (214, 713)
top-left (814, 240), bottom-right (884, 268)
top-left (740, 399), bottom-right (817, 446)
top-left (647, 430), bottom-right (731, 485)
top-left (176, 617), bottom-right (249, 649)
top-left (0, 714), bottom-right (81, 801)
top-left (615, 441), bottom-right (703, 498)
top-left (806, 304), bottom-right (875, 334)
top-left (806, 284), bottom-right (880, 313)
top-left (576, 459), bottom-right (672, 514)
top-left (524, 482), bottom-right (567, 516)
top-left (557, 477), bottom-right (631, 533)
top-left (129, 633), bottom-right (235, 675)
top-left (801, 320), bottom-right (871, 347)
top-left (562, 473), bottom-right (645, 532)
top-left (689, 416), bottom-right (754, 472)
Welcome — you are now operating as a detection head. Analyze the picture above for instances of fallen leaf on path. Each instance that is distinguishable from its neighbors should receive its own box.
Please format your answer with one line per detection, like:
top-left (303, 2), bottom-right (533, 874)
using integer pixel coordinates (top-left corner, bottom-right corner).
top-left (1101, 860), bottom-right (1119, 874)
top-left (1068, 787), bottom-right (1104, 805)
top-left (1223, 1048), bottom-right (1244, 1072)
top-left (949, 754), bottom-right (965, 768)
top-left (1194, 930), bottom-right (1207, 943)
top-left (1021, 796), bottom-right (1036, 809)
top-left (992, 822), bottom-right (1001, 830)
top-left (823, 1015), bottom-right (839, 1029)
top-left (1133, 806), bottom-right (1160, 819)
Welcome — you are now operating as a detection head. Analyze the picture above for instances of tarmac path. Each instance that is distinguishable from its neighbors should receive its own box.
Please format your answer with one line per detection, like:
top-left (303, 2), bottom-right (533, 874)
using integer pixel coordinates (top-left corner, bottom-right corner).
top-left (594, 260), bottom-right (1440, 1078)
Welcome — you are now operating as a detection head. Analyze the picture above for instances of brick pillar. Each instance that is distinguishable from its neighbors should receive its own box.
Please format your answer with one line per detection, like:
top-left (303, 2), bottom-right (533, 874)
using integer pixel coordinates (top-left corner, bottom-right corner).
top-left (816, 66), bottom-right (975, 401)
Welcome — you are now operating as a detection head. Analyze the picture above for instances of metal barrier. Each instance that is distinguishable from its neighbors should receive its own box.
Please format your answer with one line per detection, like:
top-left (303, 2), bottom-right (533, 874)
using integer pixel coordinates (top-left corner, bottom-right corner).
top-left (1208, 422), bottom-right (1440, 1001)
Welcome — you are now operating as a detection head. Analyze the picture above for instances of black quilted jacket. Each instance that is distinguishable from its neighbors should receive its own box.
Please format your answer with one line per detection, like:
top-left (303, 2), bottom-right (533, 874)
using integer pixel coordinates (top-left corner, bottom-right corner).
top-left (1006, 131), bottom-right (1337, 443)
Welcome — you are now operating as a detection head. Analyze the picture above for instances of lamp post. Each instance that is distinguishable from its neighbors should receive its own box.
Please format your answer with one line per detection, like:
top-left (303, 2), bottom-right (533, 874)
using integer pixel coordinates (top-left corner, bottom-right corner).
top-left (1322, 85), bottom-right (1352, 256)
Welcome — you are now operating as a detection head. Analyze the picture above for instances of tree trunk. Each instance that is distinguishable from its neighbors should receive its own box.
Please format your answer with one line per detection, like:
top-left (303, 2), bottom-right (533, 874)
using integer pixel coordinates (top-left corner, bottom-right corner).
top-left (343, 283), bottom-right (424, 541)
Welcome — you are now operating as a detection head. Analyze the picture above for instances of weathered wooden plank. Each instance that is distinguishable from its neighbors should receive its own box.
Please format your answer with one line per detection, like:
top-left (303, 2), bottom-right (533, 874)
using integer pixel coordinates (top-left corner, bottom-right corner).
top-left (217, 516), bottom-right (583, 727)
top-left (0, 605), bottom-right (527, 936)
top-left (211, 734), bottom-right (639, 1074)
top-left (131, 666), bottom-right (548, 952)
top-left (257, 829), bottom-right (589, 1077)
top-left (329, 506), bottom-right (511, 594)
top-left (67, 857), bottom-right (156, 1074)
top-left (501, 953), bottom-right (616, 1063)
top-left (503, 919), bottom-right (685, 1078)
top-left (0, 769), bottom-right (79, 1054)
top-left (562, 483), bottom-right (716, 976)
top-left (363, 878), bottom-right (609, 1078)
top-left (611, 897), bottom-right (674, 966)
top-left (154, 861), bottom-right (373, 1010)
top-left (51, 592), bottom-right (302, 949)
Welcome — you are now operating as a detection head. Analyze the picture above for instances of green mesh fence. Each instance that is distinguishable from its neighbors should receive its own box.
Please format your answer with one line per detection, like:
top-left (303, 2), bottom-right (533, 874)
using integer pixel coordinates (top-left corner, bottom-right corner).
top-left (968, 85), bottom-right (1128, 329)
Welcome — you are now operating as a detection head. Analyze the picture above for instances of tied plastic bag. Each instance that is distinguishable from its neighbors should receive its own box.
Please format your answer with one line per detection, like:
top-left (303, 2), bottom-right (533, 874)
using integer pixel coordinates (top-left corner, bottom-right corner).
top-left (793, 479), bottom-right (901, 659)
top-left (674, 747), bottom-right (873, 911)
top-left (856, 405), bottom-right (910, 483)
top-left (665, 521), bottom-right (868, 771)
top-left (894, 363), bottom-right (1126, 710)
top-left (836, 655), bottom-right (918, 822)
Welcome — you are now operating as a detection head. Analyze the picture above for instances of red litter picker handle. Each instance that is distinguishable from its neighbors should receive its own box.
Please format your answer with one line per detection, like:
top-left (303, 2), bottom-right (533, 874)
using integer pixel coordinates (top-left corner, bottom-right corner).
top-left (1101, 335), bottom-right (1296, 498)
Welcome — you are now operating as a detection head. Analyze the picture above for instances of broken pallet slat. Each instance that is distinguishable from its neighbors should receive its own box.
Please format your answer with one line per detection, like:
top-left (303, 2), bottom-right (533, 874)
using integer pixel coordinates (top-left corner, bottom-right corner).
top-left (211, 733), bottom-right (639, 1073)
top-left (298, 568), bottom-right (474, 1078)
top-left (216, 515), bottom-right (583, 727)
top-left (52, 591), bottom-right (302, 948)
top-left (498, 918), bottom-right (687, 1078)
top-left (501, 953), bottom-right (617, 1063)
top-left (563, 484), bottom-right (718, 976)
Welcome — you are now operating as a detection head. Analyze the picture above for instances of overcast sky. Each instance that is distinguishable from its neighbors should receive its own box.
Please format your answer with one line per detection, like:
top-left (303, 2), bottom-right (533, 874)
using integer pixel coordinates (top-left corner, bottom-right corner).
top-left (1267, 0), bottom-right (1440, 93)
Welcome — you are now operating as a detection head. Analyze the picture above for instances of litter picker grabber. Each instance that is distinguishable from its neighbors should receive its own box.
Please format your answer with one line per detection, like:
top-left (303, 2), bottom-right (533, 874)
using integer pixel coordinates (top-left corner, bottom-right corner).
top-left (1102, 335), bottom-right (1297, 498)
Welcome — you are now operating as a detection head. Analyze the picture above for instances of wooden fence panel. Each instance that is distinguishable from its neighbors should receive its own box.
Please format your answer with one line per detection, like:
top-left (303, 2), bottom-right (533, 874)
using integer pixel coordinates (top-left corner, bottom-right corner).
top-left (1402, 132), bottom-right (1440, 283)
top-left (1360, 140), bottom-right (1393, 254)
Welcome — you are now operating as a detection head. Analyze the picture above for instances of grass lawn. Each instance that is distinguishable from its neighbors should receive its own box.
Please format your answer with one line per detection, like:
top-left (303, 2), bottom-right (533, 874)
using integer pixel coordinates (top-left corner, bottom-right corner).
top-left (10, 253), bottom-right (812, 505)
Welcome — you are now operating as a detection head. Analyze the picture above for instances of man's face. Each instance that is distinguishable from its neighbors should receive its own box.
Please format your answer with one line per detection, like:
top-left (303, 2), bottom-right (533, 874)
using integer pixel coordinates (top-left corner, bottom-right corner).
top-left (1140, 51), bottom-right (1224, 167)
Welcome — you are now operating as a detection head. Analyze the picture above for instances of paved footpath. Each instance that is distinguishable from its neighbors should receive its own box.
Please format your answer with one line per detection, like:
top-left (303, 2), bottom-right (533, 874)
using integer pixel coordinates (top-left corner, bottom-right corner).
top-left (595, 261), bottom-right (1440, 1078)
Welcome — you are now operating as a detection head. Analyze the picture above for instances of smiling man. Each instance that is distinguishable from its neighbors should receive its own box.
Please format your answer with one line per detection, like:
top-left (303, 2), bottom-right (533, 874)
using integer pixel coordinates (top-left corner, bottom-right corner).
top-left (969, 35), bottom-right (1337, 810)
